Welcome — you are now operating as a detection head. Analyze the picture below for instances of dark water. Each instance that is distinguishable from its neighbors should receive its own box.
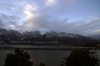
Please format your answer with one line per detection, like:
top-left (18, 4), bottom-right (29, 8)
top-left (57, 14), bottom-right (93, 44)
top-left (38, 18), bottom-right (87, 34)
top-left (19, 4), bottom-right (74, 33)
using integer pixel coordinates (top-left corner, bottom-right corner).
top-left (0, 49), bottom-right (71, 66)
top-left (0, 45), bottom-right (100, 66)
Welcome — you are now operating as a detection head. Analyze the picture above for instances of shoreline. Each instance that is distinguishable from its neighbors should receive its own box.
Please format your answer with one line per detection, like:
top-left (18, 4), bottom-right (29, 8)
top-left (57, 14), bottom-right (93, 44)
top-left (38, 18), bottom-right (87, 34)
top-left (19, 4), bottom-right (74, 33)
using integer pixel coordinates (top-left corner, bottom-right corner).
top-left (0, 45), bottom-right (97, 50)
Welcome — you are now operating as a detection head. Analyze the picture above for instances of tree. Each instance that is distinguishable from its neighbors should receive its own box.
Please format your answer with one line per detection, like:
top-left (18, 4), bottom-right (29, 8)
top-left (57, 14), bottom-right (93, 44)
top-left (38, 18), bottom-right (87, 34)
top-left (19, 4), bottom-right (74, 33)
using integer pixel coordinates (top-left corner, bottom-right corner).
top-left (61, 49), bottom-right (99, 66)
top-left (4, 48), bottom-right (33, 66)
top-left (39, 63), bottom-right (45, 66)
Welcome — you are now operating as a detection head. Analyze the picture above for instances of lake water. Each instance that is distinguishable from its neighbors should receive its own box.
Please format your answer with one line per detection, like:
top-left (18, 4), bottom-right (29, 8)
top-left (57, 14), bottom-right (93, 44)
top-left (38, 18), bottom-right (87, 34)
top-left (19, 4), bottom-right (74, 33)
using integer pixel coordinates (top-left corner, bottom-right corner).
top-left (0, 49), bottom-right (71, 66)
top-left (0, 45), bottom-right (100, 66)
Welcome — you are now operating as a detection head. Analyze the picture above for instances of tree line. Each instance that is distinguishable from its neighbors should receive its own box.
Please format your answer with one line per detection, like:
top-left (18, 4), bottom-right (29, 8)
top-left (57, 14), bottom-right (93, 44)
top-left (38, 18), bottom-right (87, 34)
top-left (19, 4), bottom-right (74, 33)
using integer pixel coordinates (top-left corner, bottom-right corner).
top-left (4, 48), bottom-right (99, 66)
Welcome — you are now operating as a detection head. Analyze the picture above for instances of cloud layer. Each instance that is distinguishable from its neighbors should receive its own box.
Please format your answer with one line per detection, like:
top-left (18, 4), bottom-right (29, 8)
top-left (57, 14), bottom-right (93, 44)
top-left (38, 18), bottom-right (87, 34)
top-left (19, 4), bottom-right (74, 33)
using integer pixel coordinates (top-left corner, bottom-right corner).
top-left (0, 0), bottom-right (100, 36)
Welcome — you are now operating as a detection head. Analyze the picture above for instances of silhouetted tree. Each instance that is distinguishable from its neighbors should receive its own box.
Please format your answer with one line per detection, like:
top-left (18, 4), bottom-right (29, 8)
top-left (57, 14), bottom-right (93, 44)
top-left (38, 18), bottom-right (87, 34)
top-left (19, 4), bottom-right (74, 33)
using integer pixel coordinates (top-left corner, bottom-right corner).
top-left (60, 61), bottom-right (64, 66)
top-left (61, 49), bottom-right (99, 66)
top-left (4, 48), bottom-right (33, 66)
top-left (39, 63), bottom-right (45, 66)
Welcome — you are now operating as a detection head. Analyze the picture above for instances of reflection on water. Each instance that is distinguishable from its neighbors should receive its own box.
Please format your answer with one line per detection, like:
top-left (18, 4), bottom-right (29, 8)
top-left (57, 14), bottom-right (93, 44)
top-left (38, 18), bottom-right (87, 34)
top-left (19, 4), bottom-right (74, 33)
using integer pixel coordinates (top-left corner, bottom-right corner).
top-left (0, 45), bottom-right (67, 48)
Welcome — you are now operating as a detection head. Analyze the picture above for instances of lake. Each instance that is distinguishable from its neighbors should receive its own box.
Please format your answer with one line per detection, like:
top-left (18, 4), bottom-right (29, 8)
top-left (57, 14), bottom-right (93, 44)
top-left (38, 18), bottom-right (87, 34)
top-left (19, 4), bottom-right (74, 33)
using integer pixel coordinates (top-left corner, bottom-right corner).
top-left (0, 45), bottom-right (100, 66)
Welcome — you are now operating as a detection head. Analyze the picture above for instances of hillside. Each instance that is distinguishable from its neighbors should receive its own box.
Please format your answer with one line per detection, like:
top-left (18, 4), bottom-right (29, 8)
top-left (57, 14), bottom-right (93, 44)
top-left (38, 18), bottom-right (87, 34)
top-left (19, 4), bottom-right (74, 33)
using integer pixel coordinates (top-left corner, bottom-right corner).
top-left (0, 28), bottom-right (99, 46)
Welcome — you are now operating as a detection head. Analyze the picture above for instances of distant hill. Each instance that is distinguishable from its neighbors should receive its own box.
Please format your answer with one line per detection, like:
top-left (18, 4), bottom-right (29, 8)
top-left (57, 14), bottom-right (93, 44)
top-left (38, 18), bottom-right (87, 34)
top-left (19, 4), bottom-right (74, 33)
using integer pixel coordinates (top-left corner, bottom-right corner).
top-left (0, 28), bottom-right (99, 45)
top-left (88, 34), bottom-right (100, 39)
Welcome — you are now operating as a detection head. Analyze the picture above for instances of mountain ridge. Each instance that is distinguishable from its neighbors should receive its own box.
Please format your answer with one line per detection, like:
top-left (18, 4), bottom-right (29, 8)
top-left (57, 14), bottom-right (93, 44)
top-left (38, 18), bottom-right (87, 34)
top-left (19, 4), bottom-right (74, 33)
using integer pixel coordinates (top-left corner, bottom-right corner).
top-left (0, 28), bottom-right (99, 45)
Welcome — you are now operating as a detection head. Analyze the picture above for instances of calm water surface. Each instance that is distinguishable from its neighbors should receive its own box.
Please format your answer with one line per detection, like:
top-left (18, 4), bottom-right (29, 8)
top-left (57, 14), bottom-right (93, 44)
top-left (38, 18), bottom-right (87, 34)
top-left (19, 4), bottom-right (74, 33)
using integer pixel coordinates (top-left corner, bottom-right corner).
top-left (0, 49), bottom-right (71, 66)
top-left (0, 45), bottom-right (100, 66)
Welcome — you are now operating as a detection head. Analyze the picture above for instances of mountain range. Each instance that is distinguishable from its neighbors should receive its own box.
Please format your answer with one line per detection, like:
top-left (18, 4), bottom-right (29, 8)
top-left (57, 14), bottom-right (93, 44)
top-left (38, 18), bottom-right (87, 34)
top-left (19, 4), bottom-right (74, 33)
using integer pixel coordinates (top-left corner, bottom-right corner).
top-left (0, 28), bottom-right (100, 45)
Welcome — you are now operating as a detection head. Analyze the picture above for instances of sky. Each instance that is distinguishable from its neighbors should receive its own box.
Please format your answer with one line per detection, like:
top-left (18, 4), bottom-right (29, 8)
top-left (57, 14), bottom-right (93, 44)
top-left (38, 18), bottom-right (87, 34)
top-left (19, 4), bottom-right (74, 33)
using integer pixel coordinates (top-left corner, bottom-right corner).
top-left (0, 0), bottom-right (100, 36)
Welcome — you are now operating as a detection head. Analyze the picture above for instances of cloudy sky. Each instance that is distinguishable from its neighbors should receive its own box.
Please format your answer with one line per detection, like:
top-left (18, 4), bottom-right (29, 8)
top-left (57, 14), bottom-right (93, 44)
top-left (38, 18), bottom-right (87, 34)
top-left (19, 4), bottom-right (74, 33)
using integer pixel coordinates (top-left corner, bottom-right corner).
top-left (0, 0), bottom-right (100, 35)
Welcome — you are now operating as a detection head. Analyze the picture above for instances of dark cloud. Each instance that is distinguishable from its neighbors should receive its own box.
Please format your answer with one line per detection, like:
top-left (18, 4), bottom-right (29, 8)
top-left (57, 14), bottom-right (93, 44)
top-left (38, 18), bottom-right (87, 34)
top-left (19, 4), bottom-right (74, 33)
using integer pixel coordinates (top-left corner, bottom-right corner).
top-left (0, 13), bottom-right (18, 23)
top-left (0, 13), bottom-right (32, 31)
top-left (65, 18), bottom-right (100, 35)
top-left (0, 13), bottom-right (18, 29)
top-left (0, 19), bottom-right (4, 27)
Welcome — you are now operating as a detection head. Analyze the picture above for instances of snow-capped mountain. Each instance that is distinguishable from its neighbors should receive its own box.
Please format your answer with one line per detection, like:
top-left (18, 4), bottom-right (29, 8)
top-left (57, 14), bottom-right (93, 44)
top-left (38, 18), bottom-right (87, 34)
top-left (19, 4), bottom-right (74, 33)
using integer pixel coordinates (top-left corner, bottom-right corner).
top-left (0, 28), bottom-right (99, 44)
